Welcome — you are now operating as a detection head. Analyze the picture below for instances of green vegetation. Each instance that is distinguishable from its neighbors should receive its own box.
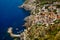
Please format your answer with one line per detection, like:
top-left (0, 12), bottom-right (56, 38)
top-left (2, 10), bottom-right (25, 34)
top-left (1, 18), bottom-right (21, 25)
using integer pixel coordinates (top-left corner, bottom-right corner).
top-left (36, 0), bottom-right (60, 7)
top-left (27, 21), bottom-right (60, 40)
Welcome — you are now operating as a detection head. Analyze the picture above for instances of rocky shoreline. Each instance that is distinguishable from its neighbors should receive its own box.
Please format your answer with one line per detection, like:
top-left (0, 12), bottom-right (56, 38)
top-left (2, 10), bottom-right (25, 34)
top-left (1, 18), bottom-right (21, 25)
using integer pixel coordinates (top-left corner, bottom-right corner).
top-left (8, 0), bottom-right (60, 40)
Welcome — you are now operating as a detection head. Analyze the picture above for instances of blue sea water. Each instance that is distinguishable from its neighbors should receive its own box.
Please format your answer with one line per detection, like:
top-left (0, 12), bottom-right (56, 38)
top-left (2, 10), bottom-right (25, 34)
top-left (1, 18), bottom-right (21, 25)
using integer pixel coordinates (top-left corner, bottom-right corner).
top-left (0, 0), bottom-right (30, 40)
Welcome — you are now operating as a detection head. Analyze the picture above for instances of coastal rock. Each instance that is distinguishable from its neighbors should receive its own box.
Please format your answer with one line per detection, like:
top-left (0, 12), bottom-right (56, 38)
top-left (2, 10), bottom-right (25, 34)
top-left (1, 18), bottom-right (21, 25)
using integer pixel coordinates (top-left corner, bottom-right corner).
top-left (19, 0), bottom-right (36, 10)
top-left (8, 0), bottom-right (60, 40)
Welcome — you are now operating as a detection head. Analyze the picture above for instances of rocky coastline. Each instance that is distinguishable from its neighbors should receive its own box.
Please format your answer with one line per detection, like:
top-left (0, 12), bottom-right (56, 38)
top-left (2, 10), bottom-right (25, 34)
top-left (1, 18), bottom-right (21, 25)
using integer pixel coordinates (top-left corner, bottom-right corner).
top-left (8, 0), bottom-right (60, 40)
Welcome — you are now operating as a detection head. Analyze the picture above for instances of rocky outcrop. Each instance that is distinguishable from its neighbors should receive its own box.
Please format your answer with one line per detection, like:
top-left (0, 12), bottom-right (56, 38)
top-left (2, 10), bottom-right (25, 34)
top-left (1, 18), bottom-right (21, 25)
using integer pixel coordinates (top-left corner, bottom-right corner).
top-left (19, 0), bottom-right (36, 10)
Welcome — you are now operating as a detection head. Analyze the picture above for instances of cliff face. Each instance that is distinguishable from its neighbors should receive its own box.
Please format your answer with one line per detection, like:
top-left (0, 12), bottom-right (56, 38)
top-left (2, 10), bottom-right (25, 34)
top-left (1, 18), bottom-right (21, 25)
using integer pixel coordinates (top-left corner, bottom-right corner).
top-left (8, 0), bottom-right (60, 40)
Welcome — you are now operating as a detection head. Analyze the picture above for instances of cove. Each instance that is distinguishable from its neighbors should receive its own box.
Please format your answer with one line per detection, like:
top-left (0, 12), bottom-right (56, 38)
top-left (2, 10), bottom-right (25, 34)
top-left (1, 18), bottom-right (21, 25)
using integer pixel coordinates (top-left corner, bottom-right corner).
top-left (0, 0), bottom-right (30, 40)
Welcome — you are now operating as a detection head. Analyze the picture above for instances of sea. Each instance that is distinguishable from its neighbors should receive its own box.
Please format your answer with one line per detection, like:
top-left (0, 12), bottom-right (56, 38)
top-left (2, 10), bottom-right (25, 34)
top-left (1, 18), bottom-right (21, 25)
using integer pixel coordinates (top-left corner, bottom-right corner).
top-left (0, 0), bottom-right (30, 40)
